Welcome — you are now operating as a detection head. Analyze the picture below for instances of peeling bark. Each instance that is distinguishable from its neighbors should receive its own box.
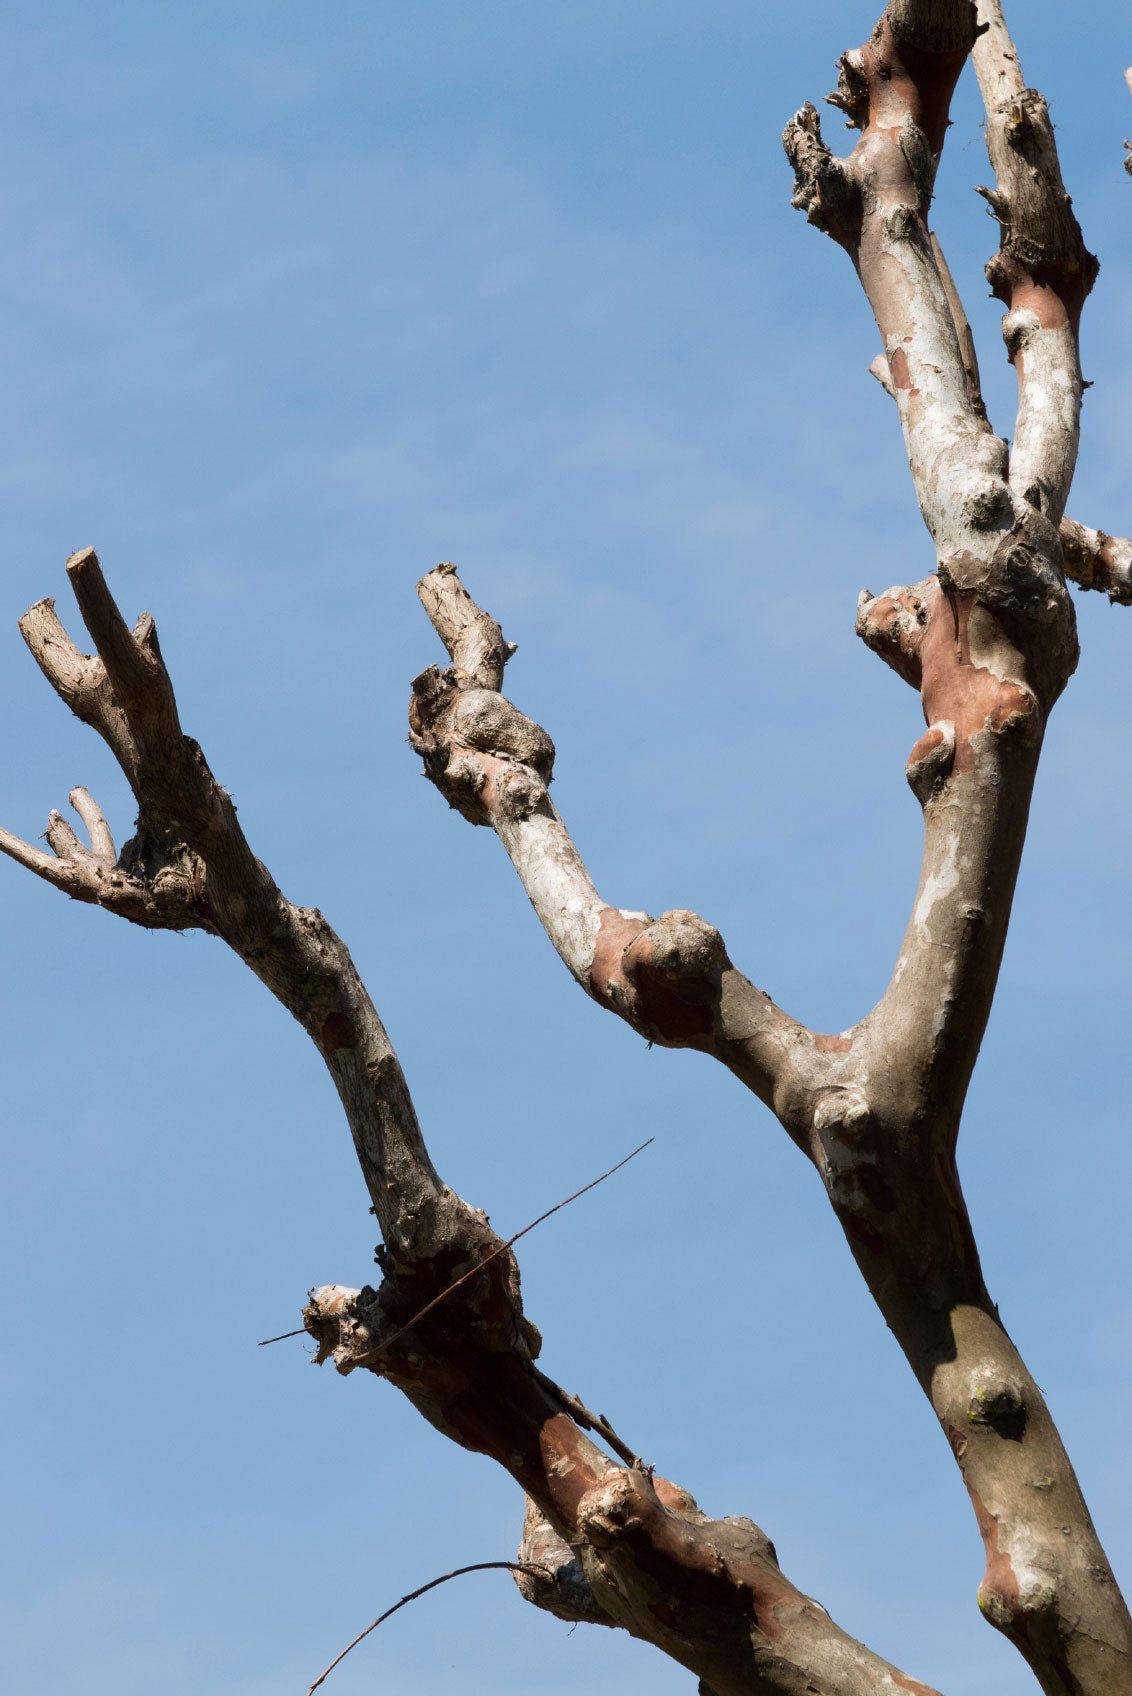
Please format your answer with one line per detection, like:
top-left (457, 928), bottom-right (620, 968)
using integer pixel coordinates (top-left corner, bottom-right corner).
top-left (2, 553), bottom-right (940, 1696)
top-left (864, 370), bottom-right (1132, 607)
top-left (3, 3), bottom-right (1130, 1694)
top-left (410, 562), bottom-right (818, 1113)
top-left (386, 3), bottom-right (1128, 1691)
top-left (973, 2), bottom-right (1097, 528)
top-left (1059, 518), bottom-right (1132, 605)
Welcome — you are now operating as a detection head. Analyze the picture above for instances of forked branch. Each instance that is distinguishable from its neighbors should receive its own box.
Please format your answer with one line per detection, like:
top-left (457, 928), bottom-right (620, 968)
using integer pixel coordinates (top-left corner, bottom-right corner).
top-left (410, 561), bottom-right (835, 1122)
top-left (3, 553), bottom-right (943, 1696)
top-left (4, 2), bottom-right (1129, 1692)
top-left (403, 3), bottom-right (1131, 1691)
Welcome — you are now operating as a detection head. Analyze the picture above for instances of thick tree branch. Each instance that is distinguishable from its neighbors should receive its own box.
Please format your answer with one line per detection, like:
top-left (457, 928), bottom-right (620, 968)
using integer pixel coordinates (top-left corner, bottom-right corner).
top-left (4, 553), bottom-right (941, 1696)
top-left (866, 363), bottom-right (1132, 605)
top-left (973, 1), bottom-right (1097, 528)
top-left (422, 3), bottom-right (1127, 1689)
top-left (4, 551), bottom-right (461, 1265)
top-left (410, 546), bottom-right (1127, 1689)
top-left (786, 3), bottom-right (1017, 573)
top-left (410, 563), bottom-right (838, 1122)
top-left (306, 1282), bottom-right (942, 1696)
top-left (782, 6), bottom-right (1128, 1690)
top-left (4, 6), bottom-right (1125, 1690)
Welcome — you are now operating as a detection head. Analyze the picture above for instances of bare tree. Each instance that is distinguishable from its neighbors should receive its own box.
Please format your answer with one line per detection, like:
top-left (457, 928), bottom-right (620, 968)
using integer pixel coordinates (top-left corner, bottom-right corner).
top-left (3, 3), bottom-right (1130, 1693)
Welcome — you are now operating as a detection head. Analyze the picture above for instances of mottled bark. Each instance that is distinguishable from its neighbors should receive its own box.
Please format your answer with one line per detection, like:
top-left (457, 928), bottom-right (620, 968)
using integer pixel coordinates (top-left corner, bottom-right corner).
top-left (2, 554), bottom-right (941, 1696)
top-left (3, 4), bottom-right (1129, 1695)
top-left (1059, 518), bottom-right (1132, 604)
top-left (405, 2), bottom-right (1129, 1692)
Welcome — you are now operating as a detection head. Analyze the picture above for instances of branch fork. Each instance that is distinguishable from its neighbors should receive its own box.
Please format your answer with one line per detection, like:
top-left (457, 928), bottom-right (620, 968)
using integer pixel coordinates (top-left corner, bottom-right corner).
top-left (4, 5), bottom-right (1131, 1694)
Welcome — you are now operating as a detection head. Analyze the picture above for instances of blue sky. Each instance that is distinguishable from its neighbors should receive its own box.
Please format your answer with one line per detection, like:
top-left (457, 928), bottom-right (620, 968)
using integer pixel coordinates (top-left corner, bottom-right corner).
top-left (0, 5), bottom-right (1129, 1693)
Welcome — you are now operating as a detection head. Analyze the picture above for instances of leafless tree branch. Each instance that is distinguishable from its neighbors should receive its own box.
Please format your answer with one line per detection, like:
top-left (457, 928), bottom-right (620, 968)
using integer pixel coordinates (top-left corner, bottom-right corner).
top-left (392, 4), bottom-right (1132, 1689)
top-left (1059, 518), bottom-right (1132, 603)
top-left (410, 562), bottom-right (839, 1121)
top-left (5, 5), bottom-right (1130, 1693)
top-left (4, 552), bottom-right (943, 1696)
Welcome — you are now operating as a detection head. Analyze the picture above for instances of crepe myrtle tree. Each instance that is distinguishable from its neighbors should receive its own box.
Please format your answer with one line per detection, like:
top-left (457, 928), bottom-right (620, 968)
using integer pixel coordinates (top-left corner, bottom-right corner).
top-left (3, 3), bottom-right (1131, 1694)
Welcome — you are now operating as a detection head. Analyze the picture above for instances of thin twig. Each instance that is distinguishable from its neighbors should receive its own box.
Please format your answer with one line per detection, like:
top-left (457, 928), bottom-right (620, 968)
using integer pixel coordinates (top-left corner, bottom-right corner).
top-left (306, 1560), bottom-right (551, 1694)
top-left (260, 1136), bottom-right (654, 1352)
top-left (370, 1136), bottom-right (655, 1359)
top-left (531, 1365), bottom-right (649, 1470)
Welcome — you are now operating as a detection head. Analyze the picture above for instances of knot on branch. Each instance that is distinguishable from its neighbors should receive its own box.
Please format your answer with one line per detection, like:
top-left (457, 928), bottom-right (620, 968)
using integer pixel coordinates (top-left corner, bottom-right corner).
top-left (449, 690), bottom-right (555, 776)
top-left (409, 667), bottom-right (556, 825)
top-left (304, 1284), bottom-right (375, 1374)
top-left (967, 1366), bottom-right (1027, 1441)
top-left (591, 908), bottom-right (730, 1046)
top-left (859, 556), bottom-right (1067, 782)
top-left (827, 49), bottom-right (870, 130)
top-left (306, 1195), bottom-right (541, 1386)
top-left (1059, 521), bottom-right (1132, 607)
top-left (812, 1085), bottom-right (874, 1142)
top-left (783, 104), bottom-right (862, 246)
top-left (939, 513), bottom-right (1079, 708)
top-left (515, 1499), bottom-right (612, 1627)
top-left (906, 720), bottom-right (957, 803)
top-left (856, 581), bottom-right (932, 689)
top-left (973, 1491), bottom-right (1063, 1650)
top-left (979, 89), bottom-right (1098, 311)
top-left (575, 1470), bottom-right (786, 1651)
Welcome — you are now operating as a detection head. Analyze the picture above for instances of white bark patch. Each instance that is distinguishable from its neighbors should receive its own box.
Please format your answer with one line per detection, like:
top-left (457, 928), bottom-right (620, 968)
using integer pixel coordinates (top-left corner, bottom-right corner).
top-left (869, 234), bottom-right (1011, 561)
top-left (1001, 1520), bottom-right (1058, 1613)
top-left (498, 804), bottom-right (605, 982)
top-left (1009, 321), bottom-right (1081, 526)
top-left (913, 825), bottom-right (961, 946)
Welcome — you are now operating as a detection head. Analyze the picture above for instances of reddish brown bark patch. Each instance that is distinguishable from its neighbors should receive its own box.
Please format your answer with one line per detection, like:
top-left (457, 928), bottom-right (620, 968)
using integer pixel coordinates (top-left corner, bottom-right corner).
top-left (887, 345), bottom-right (915, 392)
top-left (653, 1476), bottom-right (698, 1513)
top-left (918, 584), bottom-right (1038, 772)
top-left (988, 248), bottom-right (1098, 335)
top-left (863, 24), bottom-right (974, 165)
top-left (892, 1675), bottom-right (943, 1696)
top-left (589, 907), bottom-right (649, 1004)
top-left (538, 1411), bottom-right (604, 1524)
top-left (970, 1485), bottom-right (1022, 1626)
top-left (908, 722), bottom-right (950, 769)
